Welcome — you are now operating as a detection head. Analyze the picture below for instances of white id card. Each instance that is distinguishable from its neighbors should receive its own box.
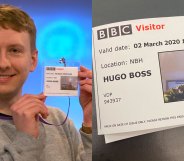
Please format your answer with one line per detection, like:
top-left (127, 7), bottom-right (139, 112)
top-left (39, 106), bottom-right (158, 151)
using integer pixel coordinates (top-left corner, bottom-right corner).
top-left (44, 66), bottom-right (78, 96)
top-left (93, 16), bottom-right (184, 135)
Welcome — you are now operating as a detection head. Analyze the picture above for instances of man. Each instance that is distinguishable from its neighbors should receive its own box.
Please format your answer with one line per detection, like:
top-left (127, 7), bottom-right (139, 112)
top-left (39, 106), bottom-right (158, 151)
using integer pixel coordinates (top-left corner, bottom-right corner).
top-left (0, 4), bottom-right (92, 161)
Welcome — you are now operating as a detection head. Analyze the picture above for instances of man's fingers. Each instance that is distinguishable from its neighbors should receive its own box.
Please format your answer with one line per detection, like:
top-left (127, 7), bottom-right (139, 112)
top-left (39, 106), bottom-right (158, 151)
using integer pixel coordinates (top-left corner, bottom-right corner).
top-left (13, 102), bottom-right (48, 119)
top-left (38, 93), bottom-right (47, 102)
top-left (15, 94), bottom-right (46, 104)
top-left (78, 72), bottom-right (92, 80)
top-left (11, 94), bottom-right (47, 112)
top-left (80, 84), bottom-right (92, 94)
top-left (80, 79), bottom-right (92, 86)
top-left (79, 66), bottom-right (92, 94)
top-left (78, 66), bottom-right (92, 79)
top-left (11, 98), bottom-right (49, 118)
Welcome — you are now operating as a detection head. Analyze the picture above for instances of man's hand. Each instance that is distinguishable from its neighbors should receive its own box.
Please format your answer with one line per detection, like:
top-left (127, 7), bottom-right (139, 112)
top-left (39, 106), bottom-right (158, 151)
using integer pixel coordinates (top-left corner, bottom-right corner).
top-left (78, 66), bottom-right (92, 127)
top-left (10, 94), bottom-right (49, 138)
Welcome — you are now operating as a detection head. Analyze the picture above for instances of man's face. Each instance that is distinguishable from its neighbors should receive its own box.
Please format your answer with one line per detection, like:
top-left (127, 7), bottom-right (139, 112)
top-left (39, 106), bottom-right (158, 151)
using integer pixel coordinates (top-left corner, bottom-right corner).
top-left (0, 28), bottom-right (37, 98)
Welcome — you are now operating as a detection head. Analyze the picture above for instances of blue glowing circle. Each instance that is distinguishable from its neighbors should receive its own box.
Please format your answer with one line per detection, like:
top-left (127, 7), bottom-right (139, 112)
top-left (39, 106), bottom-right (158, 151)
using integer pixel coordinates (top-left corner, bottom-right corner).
top-left (37, 21), bottom-right (85, 62)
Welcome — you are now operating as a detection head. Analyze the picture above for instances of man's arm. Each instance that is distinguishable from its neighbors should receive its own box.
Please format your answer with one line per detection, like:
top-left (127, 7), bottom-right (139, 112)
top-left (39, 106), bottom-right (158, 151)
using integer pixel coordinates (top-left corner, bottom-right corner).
top-left (65, 117), bottom-right (92, 161)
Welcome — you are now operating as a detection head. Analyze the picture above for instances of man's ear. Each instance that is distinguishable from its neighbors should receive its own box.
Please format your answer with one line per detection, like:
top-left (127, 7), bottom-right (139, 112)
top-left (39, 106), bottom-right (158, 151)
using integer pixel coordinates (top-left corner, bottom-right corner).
top-left (30, 50), bottom-right (38, 72)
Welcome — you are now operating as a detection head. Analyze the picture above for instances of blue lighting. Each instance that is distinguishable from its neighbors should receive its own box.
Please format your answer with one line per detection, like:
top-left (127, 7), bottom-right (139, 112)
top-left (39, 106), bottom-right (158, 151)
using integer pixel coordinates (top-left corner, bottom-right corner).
top-left (37, 21), bottom-right (85, 62)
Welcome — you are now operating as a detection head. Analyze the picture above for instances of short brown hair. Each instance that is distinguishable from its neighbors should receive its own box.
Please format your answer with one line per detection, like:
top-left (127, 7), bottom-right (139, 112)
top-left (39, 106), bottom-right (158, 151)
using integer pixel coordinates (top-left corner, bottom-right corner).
top-left (0, 4), bottom-right (37, 51)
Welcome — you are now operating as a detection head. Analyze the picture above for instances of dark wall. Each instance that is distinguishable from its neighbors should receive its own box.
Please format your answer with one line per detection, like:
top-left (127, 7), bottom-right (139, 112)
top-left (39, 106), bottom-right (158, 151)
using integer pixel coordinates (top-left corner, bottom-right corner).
top-left (93, 0), bottom-right (184, 27)
top-left (93, 0), bottom-right (184, 161)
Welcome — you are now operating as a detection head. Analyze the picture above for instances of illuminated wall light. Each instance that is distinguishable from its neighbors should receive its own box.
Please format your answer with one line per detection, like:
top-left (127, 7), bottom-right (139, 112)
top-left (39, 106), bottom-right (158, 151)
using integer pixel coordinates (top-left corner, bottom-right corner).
top-left (37, 21), bottom-right (85, 63)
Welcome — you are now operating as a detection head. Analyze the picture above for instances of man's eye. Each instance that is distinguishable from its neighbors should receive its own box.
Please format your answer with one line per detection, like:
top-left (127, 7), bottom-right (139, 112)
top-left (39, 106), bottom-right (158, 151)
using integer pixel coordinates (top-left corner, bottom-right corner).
top-left (9, 48), bottom-right (21, 54)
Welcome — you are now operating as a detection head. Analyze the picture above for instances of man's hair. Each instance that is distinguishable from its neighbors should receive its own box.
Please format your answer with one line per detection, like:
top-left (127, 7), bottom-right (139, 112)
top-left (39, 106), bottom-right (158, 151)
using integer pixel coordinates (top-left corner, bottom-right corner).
top-left (0, 4), bottom-right (36, 51)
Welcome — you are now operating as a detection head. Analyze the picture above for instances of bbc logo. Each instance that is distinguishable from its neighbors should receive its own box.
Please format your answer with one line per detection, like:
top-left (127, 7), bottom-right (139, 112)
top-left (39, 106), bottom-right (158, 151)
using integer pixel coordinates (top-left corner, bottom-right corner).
top-left (97, 24), bottom-right (132, 40)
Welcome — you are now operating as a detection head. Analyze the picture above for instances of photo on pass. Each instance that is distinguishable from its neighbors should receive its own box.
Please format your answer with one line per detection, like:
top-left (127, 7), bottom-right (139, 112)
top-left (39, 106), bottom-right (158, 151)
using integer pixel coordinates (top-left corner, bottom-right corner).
top-left (158, 50), bottom-right (184, 103)
top-left (60, 76), bottom-right (78, 90)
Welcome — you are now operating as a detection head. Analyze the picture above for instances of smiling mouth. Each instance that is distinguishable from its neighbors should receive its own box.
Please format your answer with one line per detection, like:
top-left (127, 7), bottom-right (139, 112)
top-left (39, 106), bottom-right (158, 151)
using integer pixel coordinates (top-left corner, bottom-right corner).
top-left (0, 74), bottom-right (15, 78)
top-left (0, 74), bottom-right (16, 82)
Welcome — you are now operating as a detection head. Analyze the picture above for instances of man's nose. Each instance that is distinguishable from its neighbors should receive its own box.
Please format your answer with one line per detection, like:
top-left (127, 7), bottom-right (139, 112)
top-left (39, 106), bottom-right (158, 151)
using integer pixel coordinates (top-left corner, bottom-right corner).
top-left (0, 53), bottom-right (11, 70)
